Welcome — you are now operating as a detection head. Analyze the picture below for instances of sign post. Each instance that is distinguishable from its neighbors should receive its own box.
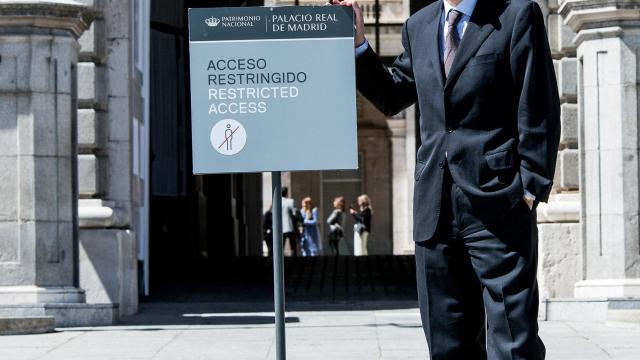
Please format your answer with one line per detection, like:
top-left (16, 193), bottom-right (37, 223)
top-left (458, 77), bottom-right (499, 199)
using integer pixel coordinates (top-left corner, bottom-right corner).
top-left (187, 6), bottom-right (357, 359)
top-left (271, 171), bottom-right (285, 359)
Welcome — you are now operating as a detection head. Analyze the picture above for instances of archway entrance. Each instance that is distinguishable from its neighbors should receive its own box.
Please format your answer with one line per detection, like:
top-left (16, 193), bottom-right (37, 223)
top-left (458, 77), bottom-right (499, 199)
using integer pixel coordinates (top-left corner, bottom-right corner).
top-left (145, 0), bottom-right (420, 304)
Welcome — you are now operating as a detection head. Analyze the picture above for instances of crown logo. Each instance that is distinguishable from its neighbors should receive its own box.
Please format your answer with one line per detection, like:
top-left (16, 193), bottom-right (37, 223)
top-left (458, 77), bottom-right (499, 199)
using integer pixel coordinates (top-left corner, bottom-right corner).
top-left (205, 17), bottom-right (220, 27)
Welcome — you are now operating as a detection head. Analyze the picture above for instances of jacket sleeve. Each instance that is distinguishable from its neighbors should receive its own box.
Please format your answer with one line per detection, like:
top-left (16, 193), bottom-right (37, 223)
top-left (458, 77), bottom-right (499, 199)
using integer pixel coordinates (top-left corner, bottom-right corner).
top-left (327, 209), bottom-right (338, 225)
top-left (509, 2), bottom-right (561, 203)
top-left (355, 21), bottom-right (417, 116)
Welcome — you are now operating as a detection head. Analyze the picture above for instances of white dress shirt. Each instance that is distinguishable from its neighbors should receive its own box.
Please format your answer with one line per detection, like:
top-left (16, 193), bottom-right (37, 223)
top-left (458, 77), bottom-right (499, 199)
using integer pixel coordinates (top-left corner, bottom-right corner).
top-left (281, 197), bottom-right (295, 233)
top-left (439, 0), bottom-right (477, 61)
top-left (355, 0), bottom-right (478, 58)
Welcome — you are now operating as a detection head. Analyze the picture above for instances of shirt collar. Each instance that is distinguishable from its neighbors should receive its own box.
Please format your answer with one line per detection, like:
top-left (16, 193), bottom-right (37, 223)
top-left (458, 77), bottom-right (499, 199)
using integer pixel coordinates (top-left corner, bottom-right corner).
top-left (443, 0), bottom-right (478, 20)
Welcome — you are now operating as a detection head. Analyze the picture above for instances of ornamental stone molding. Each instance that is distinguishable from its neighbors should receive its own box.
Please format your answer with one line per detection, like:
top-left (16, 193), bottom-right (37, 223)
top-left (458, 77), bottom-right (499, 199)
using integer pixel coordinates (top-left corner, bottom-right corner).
top-left (78, 199), bottom-right (129, 228)
top-left (0, 0), bottom-right (94, 38)
top-left (559, 0), bottom-right (640, 33)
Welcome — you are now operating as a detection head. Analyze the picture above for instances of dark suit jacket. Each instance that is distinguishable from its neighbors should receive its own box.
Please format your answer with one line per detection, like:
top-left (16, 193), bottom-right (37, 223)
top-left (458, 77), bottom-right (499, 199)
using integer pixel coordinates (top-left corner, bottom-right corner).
top-left (355, 0), bottom-right (560, 242)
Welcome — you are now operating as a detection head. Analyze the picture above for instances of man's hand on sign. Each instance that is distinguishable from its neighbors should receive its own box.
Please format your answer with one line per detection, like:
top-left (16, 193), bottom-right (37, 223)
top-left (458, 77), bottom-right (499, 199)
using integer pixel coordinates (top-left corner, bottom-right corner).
top-left (330, 0), bottom-right (365, 48)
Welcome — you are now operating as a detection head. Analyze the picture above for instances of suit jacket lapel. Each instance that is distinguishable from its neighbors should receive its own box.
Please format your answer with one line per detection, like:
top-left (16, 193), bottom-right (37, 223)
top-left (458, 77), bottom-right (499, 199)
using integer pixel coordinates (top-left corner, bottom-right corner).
top-left (444, 1), bottom-right (496, 91)
top-left (424, 2), bottom-right (444, 89)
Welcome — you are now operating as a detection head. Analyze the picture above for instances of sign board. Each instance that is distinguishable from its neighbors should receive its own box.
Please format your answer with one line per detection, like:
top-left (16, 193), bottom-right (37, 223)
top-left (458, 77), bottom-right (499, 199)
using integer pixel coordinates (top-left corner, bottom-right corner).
top-left (187, 6), bottom-right (358, 174)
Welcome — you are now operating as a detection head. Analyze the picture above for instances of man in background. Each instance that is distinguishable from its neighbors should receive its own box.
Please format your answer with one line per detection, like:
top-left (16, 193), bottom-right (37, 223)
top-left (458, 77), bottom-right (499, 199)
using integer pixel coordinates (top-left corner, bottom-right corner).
top-left (281, 186), bottom-right (297, 256)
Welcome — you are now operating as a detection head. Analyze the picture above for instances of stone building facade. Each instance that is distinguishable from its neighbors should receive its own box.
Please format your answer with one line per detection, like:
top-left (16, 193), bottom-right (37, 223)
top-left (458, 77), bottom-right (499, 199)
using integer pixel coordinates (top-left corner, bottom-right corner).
top-left (75, 0), bottom-right (140, 319)
top-left (0, 0), bottom-right (639, 327)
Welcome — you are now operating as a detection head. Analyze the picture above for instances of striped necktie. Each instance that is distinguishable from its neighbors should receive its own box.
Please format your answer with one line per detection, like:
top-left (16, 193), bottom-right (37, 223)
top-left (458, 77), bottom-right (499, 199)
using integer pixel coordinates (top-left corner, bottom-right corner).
top-left (444, 9), bottom-right (463, 78)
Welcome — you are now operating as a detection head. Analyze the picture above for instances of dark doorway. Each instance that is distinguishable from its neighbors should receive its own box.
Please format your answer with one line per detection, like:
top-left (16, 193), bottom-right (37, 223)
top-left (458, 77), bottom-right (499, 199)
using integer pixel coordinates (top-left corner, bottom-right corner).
top-left (148, 0), bottom-right (264, 297)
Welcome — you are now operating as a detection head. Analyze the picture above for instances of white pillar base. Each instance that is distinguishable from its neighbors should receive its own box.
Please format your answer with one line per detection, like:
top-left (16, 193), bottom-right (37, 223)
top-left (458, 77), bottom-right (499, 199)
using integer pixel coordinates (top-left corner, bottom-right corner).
top-left (0, 286), bottom-right (85, 305)
top-left (574, 279), bottom-right (640, 298)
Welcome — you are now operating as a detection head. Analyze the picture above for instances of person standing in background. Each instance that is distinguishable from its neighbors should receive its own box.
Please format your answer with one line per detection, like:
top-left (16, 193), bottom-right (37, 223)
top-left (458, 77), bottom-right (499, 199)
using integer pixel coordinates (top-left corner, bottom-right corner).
top-left (262, 205), bottom-right (273, 257)
top-left (300, 197), bottom-right (321, 256)
top-left (281, 186), bottom-right (297, 256)
top-left (327, 196), bottom-right (346, 256)
top-left (351, 194), bottom-right (372, 256)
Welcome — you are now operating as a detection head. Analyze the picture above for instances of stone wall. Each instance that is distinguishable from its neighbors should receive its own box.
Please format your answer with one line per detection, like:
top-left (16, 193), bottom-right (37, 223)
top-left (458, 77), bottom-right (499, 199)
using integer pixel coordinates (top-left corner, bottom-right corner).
top-left (561, 0), bottom-right (640, 299)
top-left (76, 0), bottom-right (137, 316)
top-left (534, 0), bottom-right (582, 300)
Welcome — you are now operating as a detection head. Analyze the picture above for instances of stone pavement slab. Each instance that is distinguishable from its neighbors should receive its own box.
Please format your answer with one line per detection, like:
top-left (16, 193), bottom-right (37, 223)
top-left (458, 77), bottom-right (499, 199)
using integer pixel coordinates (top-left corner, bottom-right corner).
top-left (1, 305), bottom-right (639, 359)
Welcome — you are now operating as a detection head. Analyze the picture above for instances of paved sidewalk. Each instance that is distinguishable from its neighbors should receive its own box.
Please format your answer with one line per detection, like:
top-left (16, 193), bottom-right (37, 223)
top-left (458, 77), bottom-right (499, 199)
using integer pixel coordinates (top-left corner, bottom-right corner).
top-left (1, 304), bottom-right (639, 359)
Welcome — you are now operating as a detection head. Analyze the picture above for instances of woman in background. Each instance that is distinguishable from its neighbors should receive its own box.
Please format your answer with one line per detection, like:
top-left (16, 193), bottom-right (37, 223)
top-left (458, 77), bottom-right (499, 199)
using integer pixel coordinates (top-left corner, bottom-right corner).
top-left (351, 194), bottom-right (372, 256)
top-left (327, 196), bottom-right (346, 256)
top-left (300, 197), bottom-right (321, 256)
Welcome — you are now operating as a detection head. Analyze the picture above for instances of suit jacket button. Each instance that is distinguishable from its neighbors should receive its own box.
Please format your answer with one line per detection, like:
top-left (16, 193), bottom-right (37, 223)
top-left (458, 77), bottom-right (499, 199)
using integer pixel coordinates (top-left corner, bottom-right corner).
top-left (447, 127), bottom-right (454, 133)
top-left (438, 161), bottom-right (444, 169)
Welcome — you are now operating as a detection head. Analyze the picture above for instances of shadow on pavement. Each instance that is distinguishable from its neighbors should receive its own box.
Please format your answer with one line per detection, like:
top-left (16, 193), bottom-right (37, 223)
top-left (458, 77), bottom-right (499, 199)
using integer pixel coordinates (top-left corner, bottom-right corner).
top-left (115, 300), bottom-right (418, 327)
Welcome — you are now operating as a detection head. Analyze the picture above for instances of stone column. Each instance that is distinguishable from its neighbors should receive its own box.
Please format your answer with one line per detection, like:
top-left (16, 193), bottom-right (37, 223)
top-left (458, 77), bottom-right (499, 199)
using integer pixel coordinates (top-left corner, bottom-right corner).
top-left (535, 0), bottom-right (582, 302)
top-left (560, 0), bottom-right (640, 298)
top-left (387, 106), bottom-right (415, 255)
top-left (0, 1), bottom-right (93, 304)
top-left (387, 118), bottom-right (409, 255)
top-left (75, 0), bottom-right (138, 317)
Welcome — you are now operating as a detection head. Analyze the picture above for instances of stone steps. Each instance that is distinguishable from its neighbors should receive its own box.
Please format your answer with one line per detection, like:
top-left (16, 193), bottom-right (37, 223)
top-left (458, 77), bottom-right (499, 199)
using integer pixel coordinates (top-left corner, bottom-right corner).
top-left (541, 297), bottom-right (640, 325)
top-left (0, 316), bottom-right (55, 335)
top-left (0, 303), bottom-right (118, 328)
top-left (147, 255), bottom-right (418, 303)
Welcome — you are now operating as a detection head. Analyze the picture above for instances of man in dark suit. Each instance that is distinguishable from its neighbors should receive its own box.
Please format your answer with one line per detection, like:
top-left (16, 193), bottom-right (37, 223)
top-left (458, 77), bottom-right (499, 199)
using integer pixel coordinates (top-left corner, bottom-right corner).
top-left (333, 0), bottom-right (560, 359)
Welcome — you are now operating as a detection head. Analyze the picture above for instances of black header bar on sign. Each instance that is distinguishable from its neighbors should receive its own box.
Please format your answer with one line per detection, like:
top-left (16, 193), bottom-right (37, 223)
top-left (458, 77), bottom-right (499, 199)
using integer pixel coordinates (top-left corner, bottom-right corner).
top-left (188, 6), bottom-right (354, 42)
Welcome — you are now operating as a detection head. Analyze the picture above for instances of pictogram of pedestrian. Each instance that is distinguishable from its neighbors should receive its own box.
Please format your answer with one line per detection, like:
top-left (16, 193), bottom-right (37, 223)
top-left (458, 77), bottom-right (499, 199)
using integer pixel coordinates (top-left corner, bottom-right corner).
top-left (210, 119), bottom-right (246, 156)
top-left (219, 124), bottom-right (239, 151)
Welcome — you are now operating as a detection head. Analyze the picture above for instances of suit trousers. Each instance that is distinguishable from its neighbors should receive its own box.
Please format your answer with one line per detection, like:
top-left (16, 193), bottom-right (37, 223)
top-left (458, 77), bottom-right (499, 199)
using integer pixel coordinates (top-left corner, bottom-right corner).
top-left (415, 169), bottom-right (545, 360)
top-left (283, 232), bottom-right (297, 257)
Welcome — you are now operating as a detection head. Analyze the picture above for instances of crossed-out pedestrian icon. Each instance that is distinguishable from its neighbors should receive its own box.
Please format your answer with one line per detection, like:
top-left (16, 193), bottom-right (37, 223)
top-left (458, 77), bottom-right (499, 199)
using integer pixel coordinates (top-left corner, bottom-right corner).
top-left (220, 124), bottom-right (238, 151)
top-left (210, 119), bottom-right (246, 156)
